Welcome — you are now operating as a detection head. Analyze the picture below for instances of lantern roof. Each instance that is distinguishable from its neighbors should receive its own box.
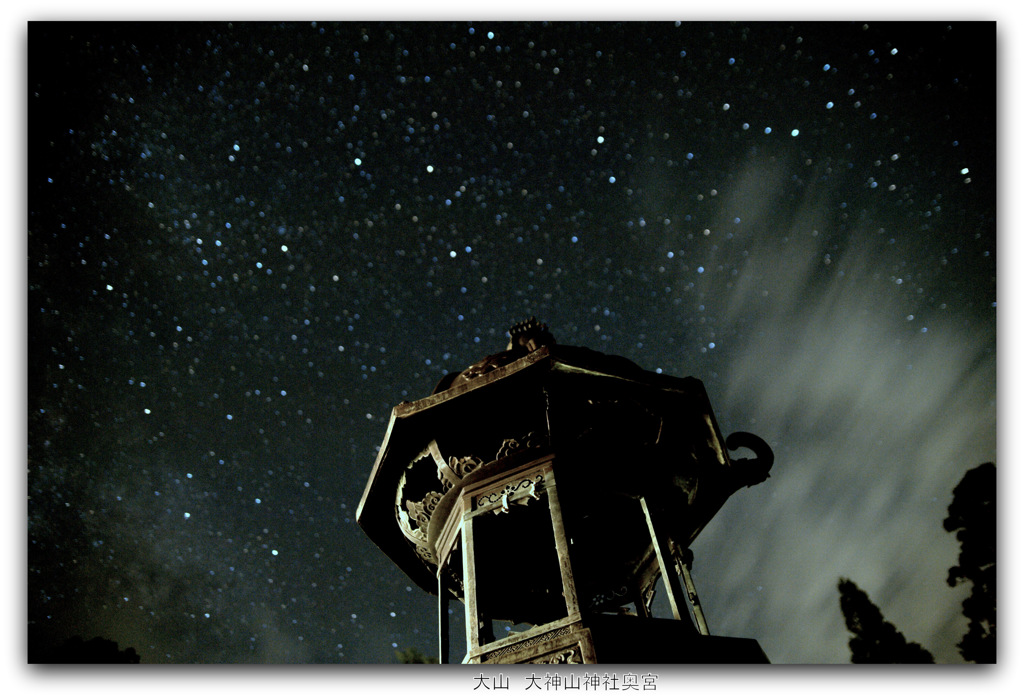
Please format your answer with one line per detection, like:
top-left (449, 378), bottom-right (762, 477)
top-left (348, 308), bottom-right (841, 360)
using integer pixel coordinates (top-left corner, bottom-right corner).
top-left (356, 328), bottom-right (772, 594)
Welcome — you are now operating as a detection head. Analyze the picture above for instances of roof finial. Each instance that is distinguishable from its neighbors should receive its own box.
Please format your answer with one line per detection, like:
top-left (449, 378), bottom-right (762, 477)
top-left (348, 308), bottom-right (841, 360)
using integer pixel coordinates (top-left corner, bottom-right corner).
top-left (507, 317), bottom-right (556, 352)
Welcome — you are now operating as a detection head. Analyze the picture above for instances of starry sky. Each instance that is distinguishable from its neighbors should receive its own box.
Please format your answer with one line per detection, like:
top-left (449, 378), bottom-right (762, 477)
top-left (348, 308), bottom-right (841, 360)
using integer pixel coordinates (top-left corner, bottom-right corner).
top-left (26, 20), bottom-right (996, 665)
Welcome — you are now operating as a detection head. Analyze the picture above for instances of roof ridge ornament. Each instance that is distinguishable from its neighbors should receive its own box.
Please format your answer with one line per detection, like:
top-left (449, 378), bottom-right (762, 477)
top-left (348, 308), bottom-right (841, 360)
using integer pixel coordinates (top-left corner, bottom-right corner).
top-left (507, 317), bottom-right (556, 352)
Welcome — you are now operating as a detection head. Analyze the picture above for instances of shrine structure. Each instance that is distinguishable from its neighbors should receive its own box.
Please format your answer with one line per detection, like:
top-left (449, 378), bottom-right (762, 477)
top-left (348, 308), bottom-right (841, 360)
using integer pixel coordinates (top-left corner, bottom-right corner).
top-left (357, 319), bottom-right (774, 663)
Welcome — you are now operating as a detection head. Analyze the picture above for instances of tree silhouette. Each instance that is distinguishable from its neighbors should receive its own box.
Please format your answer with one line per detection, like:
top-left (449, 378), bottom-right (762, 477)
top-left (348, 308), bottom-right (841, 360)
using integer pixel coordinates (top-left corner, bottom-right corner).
top-left (32, 635), bottom-right (141, 664)
top-left (943, 462), bottom-right (996, 663)
top-left (395, 646), bottom-right (437, 663)
top-left (837, 578), bottom-right (935, 663)
top-left (838, 462), bottom-right (996, 663)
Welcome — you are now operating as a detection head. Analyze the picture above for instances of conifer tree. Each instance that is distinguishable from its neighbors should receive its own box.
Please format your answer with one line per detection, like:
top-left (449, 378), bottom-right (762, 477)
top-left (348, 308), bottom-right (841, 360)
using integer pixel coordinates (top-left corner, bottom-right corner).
top-left (838, 462), bottom-right (996, 663)
top-left (943, 462), bottom-right (996, 663)
top-left (837, 578), bottom-right (935, 663)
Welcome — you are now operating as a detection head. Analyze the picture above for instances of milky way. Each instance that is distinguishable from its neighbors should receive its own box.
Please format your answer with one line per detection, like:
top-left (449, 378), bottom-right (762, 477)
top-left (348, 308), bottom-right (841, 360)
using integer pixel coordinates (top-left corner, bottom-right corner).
top-left (28, 21), bottom-right (995, 664)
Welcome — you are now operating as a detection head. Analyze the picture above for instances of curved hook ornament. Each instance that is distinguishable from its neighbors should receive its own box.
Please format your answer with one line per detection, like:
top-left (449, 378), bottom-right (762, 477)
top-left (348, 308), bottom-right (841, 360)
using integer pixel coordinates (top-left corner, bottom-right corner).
top-left (725, 431), bottom-right (774, 487)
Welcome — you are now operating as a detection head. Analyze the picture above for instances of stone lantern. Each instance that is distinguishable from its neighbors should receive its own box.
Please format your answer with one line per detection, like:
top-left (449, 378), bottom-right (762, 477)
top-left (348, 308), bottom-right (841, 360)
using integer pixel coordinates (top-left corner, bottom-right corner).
top-left (357, 319), bottom-right (774, 664)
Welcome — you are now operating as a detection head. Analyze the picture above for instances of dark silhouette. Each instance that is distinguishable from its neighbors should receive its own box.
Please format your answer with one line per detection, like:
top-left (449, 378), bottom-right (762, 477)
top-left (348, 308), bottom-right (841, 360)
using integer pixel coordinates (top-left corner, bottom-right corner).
top-left (395, 646), bottom-right (437, 664)
top-left (943, 462), bottom-right (996, 663)
top-left (838, 462), bottom-right (996, 663)
top-left (837, 578), bottom-right (935, 663)
top-left (32, 635), bottom-right (141, 664)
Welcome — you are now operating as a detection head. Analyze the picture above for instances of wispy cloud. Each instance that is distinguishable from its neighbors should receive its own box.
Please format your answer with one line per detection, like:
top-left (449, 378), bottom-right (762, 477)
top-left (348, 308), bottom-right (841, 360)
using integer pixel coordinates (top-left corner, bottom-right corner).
top-left (687, 148), bottom-right (995, 663)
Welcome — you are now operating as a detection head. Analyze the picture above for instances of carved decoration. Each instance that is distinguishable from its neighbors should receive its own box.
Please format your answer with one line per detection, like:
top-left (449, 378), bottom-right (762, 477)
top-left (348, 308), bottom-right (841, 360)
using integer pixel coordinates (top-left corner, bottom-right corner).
top-left (446, 318), bottom-right (556, 388)
top-left (406, 491), bottom-right (442, 528)
top-left (449, 454), bottom-right (485, 480)
top-left (726, 431), bottom-right (775, 486)
top-left (507, 317), bottom-right (556, 353)
top-left (496, 431), bottom-right (545, 460)
top-left (587, 585), bottom-right (631, 612)
top-left (476, 474), bottom-right (545, 514)
top-left (413, 542), bottom-right (435, 565)
top-left (477, 626), bottom-right (573, 663)
top-left (531, 645), bottom-right (583, 664)
top-left (396, 490), bottom-right (443, 565)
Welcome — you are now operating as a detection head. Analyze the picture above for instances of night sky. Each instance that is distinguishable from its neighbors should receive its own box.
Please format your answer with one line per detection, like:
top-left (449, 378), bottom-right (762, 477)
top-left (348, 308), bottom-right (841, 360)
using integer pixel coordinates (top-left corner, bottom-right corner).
top-left (26, 19), bottom-right (996, 666)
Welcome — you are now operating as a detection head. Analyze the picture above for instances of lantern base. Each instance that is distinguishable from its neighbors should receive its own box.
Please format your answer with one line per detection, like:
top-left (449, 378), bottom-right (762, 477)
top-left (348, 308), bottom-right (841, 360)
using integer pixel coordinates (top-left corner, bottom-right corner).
top-left (465, 614), bottom-right (769, 664)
